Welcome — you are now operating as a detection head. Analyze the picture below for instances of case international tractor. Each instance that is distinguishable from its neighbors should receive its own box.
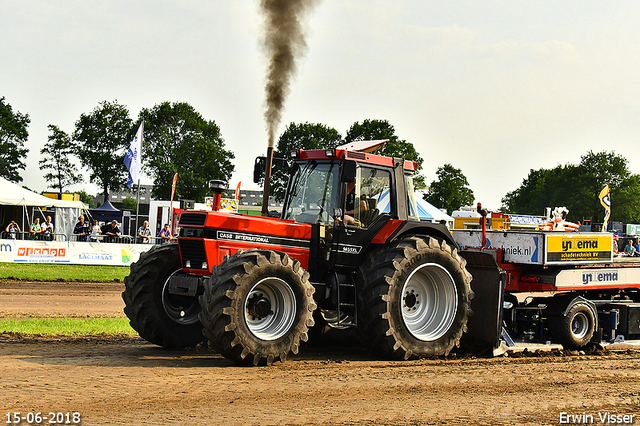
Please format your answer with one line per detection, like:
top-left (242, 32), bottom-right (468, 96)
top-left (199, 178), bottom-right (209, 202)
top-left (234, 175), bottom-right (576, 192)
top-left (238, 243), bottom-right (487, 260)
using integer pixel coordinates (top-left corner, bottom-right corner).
top-left (122, 140), bottom-right (485, 365)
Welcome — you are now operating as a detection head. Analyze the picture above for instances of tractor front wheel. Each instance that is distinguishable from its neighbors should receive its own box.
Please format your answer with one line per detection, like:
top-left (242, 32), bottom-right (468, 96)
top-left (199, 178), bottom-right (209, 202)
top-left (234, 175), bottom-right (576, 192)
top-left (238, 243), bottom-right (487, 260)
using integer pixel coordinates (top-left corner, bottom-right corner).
top-left (199, 249), bottom-right (316, 365)
top-left (122, 243), bottom-right (205, 349)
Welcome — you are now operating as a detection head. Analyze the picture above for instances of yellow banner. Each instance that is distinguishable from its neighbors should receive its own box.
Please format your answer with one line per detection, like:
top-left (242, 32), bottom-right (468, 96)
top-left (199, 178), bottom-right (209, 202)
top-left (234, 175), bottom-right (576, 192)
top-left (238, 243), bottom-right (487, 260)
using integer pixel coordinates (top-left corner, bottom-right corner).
top-left (546, 234), bottom-right (612, 263)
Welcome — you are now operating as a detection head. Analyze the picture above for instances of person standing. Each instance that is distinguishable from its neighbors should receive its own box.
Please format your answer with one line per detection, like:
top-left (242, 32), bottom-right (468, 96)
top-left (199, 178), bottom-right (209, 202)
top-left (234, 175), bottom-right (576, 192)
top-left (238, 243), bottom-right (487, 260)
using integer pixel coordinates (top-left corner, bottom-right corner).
top-left (137, 220), bottom-right (153, 244)
top-left (73, 215), bottom-right (90, 242)
top-left (90, 220), bottom-right (101, 242)
top-left (103, 220), bottom-right (121, 243)
top-left (29, 218), bottom-right (41, 240)
top-left (4, 221), bottom-right (21, 239)
top-left (158, 223), bottom-right (172, 243)
top-left (40, 216), bottom-right (54, 241)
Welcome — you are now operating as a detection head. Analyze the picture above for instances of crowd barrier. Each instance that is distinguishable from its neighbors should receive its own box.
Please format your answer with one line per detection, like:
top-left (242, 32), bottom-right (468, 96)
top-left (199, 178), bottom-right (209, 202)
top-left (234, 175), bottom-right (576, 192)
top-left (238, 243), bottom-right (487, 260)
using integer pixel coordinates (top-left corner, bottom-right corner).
top-left (1, 231), bottom-right (67, 242)
top-left (0, 237), bottom-right (162, 266)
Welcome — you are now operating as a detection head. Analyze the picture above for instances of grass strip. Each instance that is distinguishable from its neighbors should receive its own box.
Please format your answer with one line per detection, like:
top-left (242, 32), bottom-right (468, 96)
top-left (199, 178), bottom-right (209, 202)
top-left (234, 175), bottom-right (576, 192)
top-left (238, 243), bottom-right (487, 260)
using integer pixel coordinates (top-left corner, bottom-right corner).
top-left (0, 318), bottom-right (136, 337)
top-left (0, 263), bottom-right (129, 282)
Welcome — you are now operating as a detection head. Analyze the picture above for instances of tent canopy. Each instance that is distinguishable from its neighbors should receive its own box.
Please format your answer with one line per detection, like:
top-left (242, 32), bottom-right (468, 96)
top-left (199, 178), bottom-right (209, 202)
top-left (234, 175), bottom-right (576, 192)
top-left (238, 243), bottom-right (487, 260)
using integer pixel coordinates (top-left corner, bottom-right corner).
top-left (374, 189), bottom-right (454, 223)
top-left (89, 200), bottom-right (123, 223)
top-left (0, 177), bottom-right (84, 208)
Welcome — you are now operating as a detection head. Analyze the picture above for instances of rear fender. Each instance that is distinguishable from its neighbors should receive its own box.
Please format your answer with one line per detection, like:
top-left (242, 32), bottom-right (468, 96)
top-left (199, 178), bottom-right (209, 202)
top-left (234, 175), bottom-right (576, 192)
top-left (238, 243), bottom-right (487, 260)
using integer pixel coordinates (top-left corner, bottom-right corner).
top-left (459, 249), bottom-right (506, 354)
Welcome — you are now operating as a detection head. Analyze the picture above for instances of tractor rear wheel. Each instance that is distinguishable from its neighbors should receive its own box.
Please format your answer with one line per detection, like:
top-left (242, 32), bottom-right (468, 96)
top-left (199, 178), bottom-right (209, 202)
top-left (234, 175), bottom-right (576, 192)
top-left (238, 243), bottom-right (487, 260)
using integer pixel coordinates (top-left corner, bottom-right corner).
top-left (199, 249), bottom-right (316, 365)
top-left (358, 236), bottom-right (473, 360)
top-left (122, 243), bottom-right (205, 349)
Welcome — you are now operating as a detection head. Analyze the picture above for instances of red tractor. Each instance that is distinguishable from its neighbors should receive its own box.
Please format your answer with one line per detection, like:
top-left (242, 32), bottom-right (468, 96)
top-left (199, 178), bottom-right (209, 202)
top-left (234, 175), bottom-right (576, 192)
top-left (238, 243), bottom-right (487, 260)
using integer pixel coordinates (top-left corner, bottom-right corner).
top-left (122, 141), bottom-right (474, 365)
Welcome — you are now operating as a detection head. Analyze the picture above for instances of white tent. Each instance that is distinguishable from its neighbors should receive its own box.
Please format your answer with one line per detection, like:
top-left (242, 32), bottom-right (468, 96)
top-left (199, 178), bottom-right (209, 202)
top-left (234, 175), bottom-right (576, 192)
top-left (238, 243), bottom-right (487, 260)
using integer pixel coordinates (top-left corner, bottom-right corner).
top-left (0, 177), bottom-right (85, 238)
top-left (0, 177), bottom-right (84, 208)
top-left (375, 189), bottom-right (454, 227)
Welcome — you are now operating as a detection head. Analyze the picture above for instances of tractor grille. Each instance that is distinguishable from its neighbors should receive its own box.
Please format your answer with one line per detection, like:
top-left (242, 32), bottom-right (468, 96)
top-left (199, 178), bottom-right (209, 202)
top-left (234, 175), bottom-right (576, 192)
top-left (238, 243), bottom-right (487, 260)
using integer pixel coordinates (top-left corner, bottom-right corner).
top-left (179, 239), bottom-right (207, 269)
top-left (180, 212), bottom-right (207, 226)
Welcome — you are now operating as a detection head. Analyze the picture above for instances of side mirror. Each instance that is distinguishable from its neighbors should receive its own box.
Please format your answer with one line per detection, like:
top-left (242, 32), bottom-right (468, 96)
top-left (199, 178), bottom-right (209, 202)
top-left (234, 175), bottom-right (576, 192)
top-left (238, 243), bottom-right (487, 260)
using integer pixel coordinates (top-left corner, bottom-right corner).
top-left (341, 160), bottom-right (357, 183)
top-left (253, 157), bottom-right (264, 183)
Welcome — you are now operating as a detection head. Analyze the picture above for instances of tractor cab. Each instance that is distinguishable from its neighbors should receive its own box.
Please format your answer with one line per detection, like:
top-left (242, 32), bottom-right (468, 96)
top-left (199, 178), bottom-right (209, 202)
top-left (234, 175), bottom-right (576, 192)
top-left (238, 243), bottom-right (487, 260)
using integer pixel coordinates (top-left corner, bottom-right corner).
top-left (278, 142), bottom-right (423, 273)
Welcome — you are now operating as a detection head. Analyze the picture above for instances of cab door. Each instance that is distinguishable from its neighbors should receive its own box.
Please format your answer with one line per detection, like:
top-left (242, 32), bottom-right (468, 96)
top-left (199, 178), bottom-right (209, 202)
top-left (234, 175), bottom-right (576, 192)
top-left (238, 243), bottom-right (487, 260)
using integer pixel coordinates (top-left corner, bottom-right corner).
top-left (332, 164), bottom-right (394, 269)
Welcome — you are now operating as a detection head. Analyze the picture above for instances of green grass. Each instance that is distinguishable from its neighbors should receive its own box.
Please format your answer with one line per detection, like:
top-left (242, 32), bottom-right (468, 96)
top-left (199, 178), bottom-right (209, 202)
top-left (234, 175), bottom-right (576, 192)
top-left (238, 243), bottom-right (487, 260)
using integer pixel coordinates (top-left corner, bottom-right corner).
top-left (0, 318), bottom-right (136, 337)
top-left (0, 263), bottom-right (130, 282)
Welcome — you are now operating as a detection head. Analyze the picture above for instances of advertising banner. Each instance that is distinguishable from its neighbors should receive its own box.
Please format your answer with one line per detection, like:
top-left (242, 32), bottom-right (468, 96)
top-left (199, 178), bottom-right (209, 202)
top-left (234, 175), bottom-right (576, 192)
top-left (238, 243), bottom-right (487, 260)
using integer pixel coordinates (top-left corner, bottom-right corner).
top-left (452, 230), bottom-right (542, 264)
top-left (0, 239), bottom-right (153, 266)
top-left (555, 267), bottom-right (640, 289)
top-left (545, 234), bottom-right (613, 264)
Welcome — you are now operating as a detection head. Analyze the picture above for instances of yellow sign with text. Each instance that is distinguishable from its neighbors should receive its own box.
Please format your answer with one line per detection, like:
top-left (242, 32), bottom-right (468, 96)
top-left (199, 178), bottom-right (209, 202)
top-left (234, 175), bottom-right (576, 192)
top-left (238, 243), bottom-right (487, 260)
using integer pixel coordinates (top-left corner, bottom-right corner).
top-left (546, 234), bottom-right (613, 263)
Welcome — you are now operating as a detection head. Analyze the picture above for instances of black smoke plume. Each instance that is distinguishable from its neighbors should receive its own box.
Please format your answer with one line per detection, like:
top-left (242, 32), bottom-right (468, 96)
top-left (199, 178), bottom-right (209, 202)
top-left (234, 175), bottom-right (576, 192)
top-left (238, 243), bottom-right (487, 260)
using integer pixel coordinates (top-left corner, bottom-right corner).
top-left (260, 0), bottom-right (319, 147)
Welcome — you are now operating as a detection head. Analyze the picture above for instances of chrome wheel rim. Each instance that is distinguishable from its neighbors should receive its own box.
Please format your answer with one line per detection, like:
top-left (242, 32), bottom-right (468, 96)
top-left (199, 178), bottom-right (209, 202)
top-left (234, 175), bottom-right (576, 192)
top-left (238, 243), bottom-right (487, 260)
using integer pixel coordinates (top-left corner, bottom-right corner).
top-left (401, 263), bottom-right (458, 341)
top-left (245, 277), bottom-right (297, 341)
top-left (571, 311), bottom-right (590, 339)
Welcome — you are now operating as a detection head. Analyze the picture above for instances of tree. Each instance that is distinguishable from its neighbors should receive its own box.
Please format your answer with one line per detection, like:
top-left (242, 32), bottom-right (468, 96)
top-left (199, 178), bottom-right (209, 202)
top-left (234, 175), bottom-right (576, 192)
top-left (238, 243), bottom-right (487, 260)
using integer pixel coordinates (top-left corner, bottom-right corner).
top-left (122, 197), bottom-right (137, 211)
top-left (501, 151), bottom-right (640, 223)
top-left (344, 119), bottom-right (424, 171)
top-left (424, 164), bottom-right (475, 214)
top-left (141, 101), bottom-right (234, 202)
top-left (500, 166), bottom-right (568, 216)
top-left (72, 100), bottom-right (133, 201)
top-left (76, 189), bottom-right (95, 208)
top-left (40, 125), bottom-right (83, 195)
top-left (574, 151), bottom-right (640, 222)
top-left (0, 96), bottom-right (30, 183)
top-left (263, 122), bottom-right (342, 201)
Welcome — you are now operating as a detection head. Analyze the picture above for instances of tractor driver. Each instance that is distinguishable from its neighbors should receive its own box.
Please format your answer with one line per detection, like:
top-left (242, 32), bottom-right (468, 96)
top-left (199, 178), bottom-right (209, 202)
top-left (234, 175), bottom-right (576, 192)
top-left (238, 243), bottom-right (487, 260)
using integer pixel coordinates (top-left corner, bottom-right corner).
top-left (344, 180), bottom-right (368, 227)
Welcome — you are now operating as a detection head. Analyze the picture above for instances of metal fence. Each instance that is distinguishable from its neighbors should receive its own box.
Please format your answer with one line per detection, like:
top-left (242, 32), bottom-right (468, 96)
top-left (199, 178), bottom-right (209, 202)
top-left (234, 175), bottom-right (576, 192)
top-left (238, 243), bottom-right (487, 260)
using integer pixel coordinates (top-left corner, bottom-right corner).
top-left (1, 231), bottom-right (175, 245)
top-left (0, 231), bottom-right (67, 242)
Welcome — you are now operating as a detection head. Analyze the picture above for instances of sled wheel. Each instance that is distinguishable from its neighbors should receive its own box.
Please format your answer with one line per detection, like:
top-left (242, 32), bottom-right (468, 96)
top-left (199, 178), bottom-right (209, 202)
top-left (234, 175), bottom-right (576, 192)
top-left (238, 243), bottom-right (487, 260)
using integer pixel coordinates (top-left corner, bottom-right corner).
top-left (199, 249), bottom-right (316, 365)
top-left (358, 236), bottom-right (473, 360)
top-left (553, 303), bottom-right (596, 350)
top-left (122, 243), bottom-right (205, 349)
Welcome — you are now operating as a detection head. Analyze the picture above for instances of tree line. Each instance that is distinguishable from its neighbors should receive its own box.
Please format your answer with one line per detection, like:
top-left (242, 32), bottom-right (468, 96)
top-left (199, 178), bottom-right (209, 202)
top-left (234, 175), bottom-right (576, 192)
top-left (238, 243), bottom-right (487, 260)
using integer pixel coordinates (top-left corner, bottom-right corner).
top-left (1, 97), bottom-right (235, 204)
top-left (2, 95), bottom-right (639, 224)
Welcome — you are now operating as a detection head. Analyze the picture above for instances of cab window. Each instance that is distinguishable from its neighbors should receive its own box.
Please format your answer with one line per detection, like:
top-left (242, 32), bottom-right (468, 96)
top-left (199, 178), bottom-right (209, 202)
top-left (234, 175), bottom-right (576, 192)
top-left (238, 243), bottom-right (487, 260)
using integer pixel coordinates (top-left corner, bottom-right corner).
top-left (344, 166), bottom-right (391, 227)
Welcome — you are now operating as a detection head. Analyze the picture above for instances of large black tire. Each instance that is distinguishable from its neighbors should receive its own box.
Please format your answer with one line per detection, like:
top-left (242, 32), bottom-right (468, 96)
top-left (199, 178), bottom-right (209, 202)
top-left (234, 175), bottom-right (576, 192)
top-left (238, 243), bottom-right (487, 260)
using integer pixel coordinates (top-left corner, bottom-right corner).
top-left (122, 243), bottom-right (205, 349)
top-left (358, 236), bottom-right (473, 360)
top-left (199, 249), bottom-right (316, 365)
top-left (550, 302), bottom-right (596, 350)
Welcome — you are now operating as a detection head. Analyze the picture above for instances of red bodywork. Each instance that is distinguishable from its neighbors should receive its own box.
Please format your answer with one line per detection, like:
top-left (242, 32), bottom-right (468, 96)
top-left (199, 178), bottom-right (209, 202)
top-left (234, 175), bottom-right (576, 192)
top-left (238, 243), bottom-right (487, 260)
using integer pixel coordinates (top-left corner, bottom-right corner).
top-left (489, 248), bottom-right (640, 293)
top-left (179, 211), bottom-right (312, 276)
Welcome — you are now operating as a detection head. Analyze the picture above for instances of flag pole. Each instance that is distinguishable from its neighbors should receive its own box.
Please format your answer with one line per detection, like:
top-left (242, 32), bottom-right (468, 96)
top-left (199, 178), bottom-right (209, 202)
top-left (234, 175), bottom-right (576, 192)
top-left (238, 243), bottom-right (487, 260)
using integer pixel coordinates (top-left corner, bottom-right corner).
top-left (135, 179), bottom-right (141, 236)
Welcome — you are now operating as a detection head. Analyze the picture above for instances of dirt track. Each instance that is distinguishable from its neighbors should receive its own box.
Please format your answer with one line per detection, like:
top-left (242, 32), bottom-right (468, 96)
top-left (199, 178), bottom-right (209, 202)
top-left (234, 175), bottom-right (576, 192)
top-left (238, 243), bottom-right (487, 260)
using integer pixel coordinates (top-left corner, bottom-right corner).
top-left (1, 281), bottom-right (640, 426)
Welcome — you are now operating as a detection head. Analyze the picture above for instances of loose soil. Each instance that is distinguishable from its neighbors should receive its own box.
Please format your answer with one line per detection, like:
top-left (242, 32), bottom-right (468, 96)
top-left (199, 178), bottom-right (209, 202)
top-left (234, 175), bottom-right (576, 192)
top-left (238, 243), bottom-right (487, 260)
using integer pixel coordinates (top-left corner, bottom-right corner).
top-left (1, 281), bottom-right (639, 426)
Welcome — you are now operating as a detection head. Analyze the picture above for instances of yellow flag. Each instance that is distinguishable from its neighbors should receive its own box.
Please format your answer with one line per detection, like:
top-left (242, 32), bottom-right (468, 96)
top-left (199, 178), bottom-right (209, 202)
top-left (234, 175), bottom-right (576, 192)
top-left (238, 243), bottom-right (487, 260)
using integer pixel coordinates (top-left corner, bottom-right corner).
top-left (599, 185), bottom-right (611, 231)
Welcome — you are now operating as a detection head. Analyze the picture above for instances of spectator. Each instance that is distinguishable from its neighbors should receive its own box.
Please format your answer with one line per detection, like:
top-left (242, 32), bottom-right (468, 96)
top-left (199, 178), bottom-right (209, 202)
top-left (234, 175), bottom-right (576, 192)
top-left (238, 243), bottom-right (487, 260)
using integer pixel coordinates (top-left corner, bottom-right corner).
top-left (4, 221), bottom-right (21, 239)
top-left (158, 223), bottom-right (172, 243)
top-left (624, 240), bottom-right (637, 257)
top-left (635, 237), bottom-right (640, 255)
top-left (90, 220), bottom-right (101, 242)
top-left (40, 216), bottom-right (54, 241)
top-left (73, 215), bottom-right (90, 242)
top-left (29, 218), bottom-right (41, 240)
top-left (137, 220), bottom-right (153, 244)
top-left (103, 220), bottom-right (121, 243)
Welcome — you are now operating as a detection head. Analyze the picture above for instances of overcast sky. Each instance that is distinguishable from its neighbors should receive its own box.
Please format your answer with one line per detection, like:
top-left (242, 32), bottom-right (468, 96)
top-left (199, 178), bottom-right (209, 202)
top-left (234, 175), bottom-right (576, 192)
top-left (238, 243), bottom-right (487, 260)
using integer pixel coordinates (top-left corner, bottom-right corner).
top-left (2, 0), bottom-right (639, 211)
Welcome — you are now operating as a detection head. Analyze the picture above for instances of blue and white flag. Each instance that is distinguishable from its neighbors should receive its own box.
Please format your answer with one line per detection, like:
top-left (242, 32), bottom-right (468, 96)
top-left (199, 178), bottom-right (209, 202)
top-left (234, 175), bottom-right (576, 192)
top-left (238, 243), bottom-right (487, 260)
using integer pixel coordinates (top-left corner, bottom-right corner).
top-left (124, 122), bottom-right (143, 188)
